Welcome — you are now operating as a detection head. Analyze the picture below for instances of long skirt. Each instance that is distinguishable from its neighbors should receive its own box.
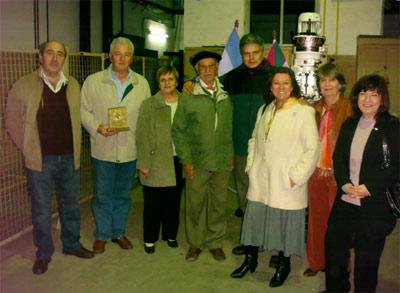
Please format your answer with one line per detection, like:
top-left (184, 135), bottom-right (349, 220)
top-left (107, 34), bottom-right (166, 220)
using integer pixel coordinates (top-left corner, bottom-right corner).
top-left (240, 200), bottom-right (306, 257)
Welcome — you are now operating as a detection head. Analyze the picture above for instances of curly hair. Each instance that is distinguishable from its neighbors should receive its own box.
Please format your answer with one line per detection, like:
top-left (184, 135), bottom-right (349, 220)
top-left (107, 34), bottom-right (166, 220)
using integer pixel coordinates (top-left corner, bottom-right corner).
top-left (266, 67), bottom-right (301, 99)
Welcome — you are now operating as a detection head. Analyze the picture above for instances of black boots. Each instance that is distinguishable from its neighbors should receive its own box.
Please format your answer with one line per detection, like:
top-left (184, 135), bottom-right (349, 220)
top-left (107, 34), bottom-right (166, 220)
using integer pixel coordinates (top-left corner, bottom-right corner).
top-left (231, 248), bottom-right (291, 287)
top-left (269, 251), bottom-right (291, 288)
top-left (230, 246), bottom-right (258, 278)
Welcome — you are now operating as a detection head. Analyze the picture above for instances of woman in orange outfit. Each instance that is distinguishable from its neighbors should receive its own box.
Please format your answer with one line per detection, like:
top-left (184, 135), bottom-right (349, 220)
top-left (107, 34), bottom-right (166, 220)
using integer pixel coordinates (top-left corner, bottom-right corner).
top-left (304, 63), bottom-right (352, 277)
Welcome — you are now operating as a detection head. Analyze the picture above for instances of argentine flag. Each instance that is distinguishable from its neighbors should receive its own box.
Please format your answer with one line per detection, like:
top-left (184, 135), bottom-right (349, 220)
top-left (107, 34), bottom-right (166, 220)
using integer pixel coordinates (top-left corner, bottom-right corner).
top-left (218, 24), bottom-right (242, 76)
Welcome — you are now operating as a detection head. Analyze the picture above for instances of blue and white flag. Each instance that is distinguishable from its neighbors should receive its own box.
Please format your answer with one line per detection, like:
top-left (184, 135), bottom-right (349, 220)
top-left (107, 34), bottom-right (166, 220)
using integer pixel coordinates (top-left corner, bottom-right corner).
top-left (218, 21), bottom-right (242, 76)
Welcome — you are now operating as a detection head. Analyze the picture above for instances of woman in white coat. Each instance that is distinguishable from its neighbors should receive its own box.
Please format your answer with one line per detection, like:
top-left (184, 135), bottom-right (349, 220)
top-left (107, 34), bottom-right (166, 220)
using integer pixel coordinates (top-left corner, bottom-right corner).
top-left (231, 67), bottom-right (320, 288)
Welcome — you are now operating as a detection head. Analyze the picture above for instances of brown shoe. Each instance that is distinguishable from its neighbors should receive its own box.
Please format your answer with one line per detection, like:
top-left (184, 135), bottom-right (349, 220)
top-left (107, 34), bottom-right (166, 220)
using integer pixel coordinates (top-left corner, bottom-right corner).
top-left (210, 248), bottom-right (226, 261)
top-left (185, 247), bottom-right (202, 262)
top-left (93, 240), bottom-right (106, 254)
top-left (303, 268), bottom-right (320, 277)
top-left (32, 258), bottom-right (51, 275)
top-left (63, 246), bottom-right (95, 259)
top-left (111, 236), bottom-right (133, 250)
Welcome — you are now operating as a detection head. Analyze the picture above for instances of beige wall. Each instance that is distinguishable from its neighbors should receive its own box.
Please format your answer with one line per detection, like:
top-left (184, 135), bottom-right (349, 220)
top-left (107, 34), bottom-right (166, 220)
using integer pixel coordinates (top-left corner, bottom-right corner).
top-left (184, 0), bottom-right (250, 47)
top-left (1, 0), bottom-right (385, 56)
top-left (0, 0), bottom-right (80, 51)
top-left (0, 1), bottom-right (35, 49)
top-left (316, 0), bottom-right (383, 55)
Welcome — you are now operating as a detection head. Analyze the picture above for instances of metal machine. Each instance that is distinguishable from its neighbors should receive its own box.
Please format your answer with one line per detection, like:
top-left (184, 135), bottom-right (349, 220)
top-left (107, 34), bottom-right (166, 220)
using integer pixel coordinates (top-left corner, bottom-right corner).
top-left (291, 12), bottom-right (326, 103)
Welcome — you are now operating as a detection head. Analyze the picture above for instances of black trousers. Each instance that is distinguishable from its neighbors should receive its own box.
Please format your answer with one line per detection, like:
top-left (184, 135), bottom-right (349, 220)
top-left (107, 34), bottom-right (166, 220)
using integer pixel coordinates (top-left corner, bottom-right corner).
top-left (325, 201), bottom-right (387, 293)
top-left (143, 157), bottom-right (184, 243)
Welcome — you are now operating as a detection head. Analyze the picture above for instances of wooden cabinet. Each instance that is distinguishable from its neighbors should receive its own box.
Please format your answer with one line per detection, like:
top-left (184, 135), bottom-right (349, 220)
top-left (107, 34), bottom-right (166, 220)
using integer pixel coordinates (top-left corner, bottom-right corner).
top-left (357, 36), bottom-right (400, 116)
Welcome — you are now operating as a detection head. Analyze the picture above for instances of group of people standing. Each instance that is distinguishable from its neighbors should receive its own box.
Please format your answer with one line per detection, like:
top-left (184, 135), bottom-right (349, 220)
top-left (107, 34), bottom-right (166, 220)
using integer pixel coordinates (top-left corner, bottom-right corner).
top-left (5, 33), bottom-right (398, 293)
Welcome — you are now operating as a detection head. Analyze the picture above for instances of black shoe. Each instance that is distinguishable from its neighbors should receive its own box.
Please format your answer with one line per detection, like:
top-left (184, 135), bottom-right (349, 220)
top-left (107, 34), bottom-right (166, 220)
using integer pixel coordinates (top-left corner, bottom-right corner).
top-left (62, 246), bottom-right (95, 259)
top-left (232, 245), bottom-right (247, 255)
top-left (269, 254), bottom-right (279, 268)
top-left (231, 253), bottom-right (258, 278)
top-left (269, 254), bottom-right (291, 288)
top-left (167, 239), bottom-right (178, 248)
top-left (32, 258), bottom-right (51, 275)
top-left (234, 207), bottom-right (244, 218)
top-left (144, 244), bottom-right (155, 254)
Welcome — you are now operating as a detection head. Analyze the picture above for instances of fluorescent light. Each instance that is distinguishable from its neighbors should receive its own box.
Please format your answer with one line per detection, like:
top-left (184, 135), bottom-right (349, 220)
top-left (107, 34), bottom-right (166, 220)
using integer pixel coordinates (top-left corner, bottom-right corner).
top-left (149, 29), bottom-right (169, 39)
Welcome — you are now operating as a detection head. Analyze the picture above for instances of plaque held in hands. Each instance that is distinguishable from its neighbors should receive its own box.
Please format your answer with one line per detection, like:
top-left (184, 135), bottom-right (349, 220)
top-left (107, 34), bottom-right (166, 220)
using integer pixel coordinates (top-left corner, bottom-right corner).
top-left (107, 107), bottom-right (129, 132)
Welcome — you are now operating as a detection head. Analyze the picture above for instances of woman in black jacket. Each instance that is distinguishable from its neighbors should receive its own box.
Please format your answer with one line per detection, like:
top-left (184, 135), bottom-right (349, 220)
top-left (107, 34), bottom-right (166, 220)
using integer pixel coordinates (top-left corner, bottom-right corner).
top-left (325, 74), bottom-right (399, 292)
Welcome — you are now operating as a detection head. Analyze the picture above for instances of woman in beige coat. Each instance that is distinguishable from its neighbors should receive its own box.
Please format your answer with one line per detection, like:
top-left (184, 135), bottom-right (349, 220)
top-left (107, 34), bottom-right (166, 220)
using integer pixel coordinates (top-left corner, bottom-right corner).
top-left (231, 67), bottom-right (319, 287)
top-left (136, 66), bottom-right (184, 254)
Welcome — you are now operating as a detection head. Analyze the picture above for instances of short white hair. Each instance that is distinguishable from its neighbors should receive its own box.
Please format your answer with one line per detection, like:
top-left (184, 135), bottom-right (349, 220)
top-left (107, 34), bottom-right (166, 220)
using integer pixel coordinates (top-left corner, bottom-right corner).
top-left (109, 37), bottom-right (134, 55)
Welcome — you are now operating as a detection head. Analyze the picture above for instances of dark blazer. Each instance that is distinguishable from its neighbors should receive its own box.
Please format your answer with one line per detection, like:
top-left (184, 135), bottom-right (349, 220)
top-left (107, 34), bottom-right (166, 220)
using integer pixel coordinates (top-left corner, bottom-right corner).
top-left (330, 113), bottom-right (399, 239)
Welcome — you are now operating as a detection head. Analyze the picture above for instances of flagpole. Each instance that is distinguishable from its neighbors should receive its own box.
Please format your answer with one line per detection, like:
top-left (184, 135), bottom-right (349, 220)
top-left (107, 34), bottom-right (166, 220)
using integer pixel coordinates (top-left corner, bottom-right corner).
top-left (279, 0), bottom-right (284, 44)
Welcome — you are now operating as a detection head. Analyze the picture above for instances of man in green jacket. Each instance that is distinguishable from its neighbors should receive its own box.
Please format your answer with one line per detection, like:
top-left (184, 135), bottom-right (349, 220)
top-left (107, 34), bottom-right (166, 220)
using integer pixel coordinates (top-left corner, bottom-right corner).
top-left (172, 51), bottom-right (233, 262)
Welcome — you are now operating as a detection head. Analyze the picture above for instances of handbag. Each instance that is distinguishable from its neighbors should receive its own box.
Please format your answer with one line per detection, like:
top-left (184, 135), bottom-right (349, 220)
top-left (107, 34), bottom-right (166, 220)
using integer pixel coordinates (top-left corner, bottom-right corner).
top-left (382, 132), bottom-right (400, 218)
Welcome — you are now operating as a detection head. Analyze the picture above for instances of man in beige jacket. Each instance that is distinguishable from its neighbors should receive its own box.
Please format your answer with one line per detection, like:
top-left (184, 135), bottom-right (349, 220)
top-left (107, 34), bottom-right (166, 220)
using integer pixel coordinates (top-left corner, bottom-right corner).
top-left (81, 37), bottom-right (151, 254)
top-left (6, 40), bottom-right (94, 275)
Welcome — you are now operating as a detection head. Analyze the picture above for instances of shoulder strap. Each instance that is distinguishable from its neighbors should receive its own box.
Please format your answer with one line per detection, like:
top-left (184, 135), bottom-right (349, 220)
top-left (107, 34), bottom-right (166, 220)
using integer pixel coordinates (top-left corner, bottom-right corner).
top-left (382, 117), bottom-right (392, 169)
top-left (382, 135), bottom-right (390, 169)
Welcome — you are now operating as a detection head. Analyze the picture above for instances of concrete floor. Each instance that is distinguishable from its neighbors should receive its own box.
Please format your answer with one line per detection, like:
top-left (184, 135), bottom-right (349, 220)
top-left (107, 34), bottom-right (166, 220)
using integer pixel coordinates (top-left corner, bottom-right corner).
top-left (1, 180), bottom-right (399, 293)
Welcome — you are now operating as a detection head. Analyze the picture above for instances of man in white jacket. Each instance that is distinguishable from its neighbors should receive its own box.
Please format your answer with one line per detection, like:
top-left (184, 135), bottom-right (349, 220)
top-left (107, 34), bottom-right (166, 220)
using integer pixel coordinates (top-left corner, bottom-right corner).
top-left (81, 37), bottom-right (151, 254)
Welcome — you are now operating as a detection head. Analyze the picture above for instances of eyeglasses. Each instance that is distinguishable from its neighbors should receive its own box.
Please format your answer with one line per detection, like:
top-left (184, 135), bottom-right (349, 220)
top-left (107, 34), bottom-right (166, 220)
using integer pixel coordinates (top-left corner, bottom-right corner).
top-left (198, 64), bottom-right (216, 71)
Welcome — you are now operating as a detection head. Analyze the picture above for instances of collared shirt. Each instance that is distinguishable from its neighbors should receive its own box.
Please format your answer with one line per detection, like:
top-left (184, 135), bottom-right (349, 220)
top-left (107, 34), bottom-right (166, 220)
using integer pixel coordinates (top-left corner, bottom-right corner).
top-left (110, 65), bottom-right (133, 103)
top-left (195, 77), bottom-right (222, 131)
top-left (39, 67), bottom-right (68, 93)
top-left (198, 77), bottom-right (216, 95)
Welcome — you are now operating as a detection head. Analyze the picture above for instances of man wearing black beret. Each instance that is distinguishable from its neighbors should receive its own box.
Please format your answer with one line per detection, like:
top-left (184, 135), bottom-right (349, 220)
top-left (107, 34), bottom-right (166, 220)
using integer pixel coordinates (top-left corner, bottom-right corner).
top-left (172, 51), bottom-right (233, 262)
top-left (183, 36), bottom-right (274, 260)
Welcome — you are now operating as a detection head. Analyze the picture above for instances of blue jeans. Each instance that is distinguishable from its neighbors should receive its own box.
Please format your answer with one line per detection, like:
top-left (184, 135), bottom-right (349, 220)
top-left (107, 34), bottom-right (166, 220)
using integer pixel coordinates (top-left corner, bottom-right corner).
top-left (92, 158), bottom-right (136, 240)
top-left (26, 155), bottom-right (81, 260)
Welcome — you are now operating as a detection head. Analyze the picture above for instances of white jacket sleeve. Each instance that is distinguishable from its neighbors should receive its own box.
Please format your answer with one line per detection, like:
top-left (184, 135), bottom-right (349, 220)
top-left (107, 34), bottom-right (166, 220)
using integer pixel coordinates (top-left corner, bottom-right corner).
top-left (80, 77), bottom-right (102, 137)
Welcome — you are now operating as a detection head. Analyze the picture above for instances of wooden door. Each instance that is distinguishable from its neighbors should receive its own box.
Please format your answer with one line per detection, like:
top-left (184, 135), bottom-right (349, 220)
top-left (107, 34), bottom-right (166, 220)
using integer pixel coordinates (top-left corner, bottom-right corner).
top-left (357, 36), bottom-right (400, 116)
